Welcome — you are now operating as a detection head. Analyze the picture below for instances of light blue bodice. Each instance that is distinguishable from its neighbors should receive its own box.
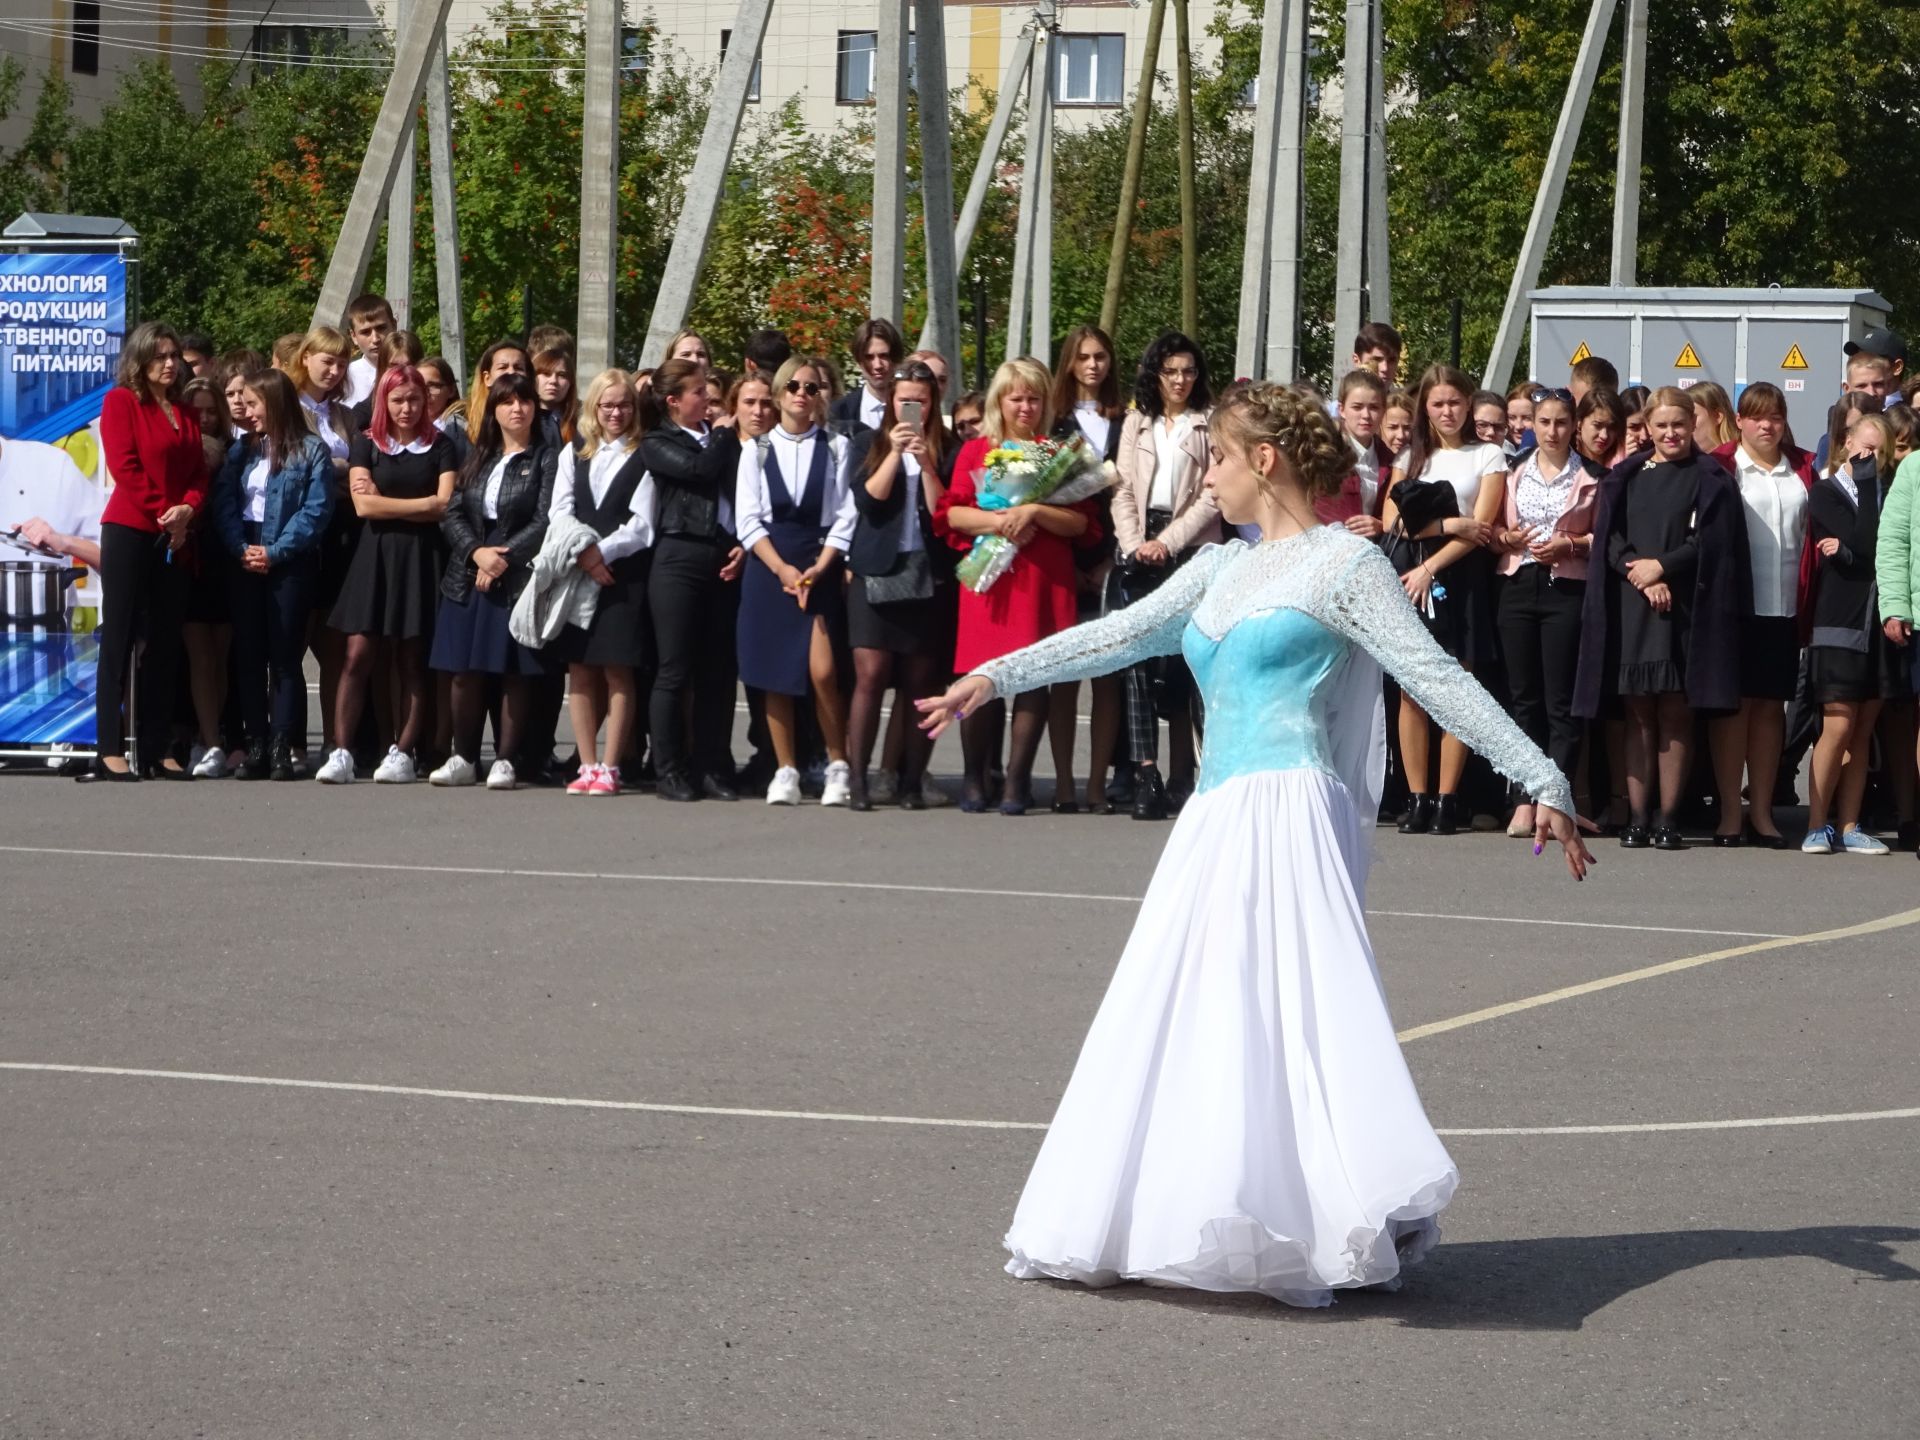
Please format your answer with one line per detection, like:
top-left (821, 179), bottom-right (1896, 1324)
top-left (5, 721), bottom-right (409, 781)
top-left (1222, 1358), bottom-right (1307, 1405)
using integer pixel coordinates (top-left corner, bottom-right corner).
top-left (974, 527), bottom-right (1575, 816)
top-left (1180, 608), bottom-right (1347, 793)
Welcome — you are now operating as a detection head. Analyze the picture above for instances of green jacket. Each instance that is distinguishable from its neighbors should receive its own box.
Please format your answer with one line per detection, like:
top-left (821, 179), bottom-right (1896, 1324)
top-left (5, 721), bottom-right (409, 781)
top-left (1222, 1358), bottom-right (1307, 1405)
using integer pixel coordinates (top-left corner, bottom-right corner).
top-left (1880, 453), bottom-right (1920, 624)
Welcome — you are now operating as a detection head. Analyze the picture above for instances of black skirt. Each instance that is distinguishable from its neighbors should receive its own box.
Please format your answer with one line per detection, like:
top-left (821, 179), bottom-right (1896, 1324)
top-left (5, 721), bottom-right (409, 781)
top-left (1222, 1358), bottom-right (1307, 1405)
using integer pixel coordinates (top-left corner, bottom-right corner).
top-left (182, 539), bottom-right (231, 625)
top-left (546, 550), bottom-right (653, 668)
top-left (1736, 614), bottom-right (1800, 701)
top-left (1809, 628), bottom-right (1913, 703)
top-left (428, 585), bottom-right (546, 676)
top-left (312, 506), bottom-right (360, 613)
top-left (329, 521), bottom-right (446, 640)
top-left (847, 576), bottom-right (955, 655)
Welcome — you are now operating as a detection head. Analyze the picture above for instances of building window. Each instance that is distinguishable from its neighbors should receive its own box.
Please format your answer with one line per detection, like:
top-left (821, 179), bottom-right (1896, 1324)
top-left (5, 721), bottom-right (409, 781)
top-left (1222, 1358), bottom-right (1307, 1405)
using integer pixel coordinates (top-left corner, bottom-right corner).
top-left (620, 25), bottom-right (650, 83)
top-left (838, 31), bottom-right (877, 104)
top-left (1054, 34), bottom-right (1124, 107)
top-left (71, 0), bottom-right (100, 75)
top-left (252, 24), bottom-right (350, 73)
top-left (835, 31), bottom-right (917, 104)
top-left (718, 29), bottom-right (762, 102)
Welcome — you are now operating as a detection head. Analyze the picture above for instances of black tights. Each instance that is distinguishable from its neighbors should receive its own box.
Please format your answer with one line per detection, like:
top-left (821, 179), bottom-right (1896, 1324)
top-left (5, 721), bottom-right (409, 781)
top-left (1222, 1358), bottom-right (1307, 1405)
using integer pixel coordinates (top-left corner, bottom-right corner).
top-left (450, 671), bottom-right (526, 767)
top-left (961, 692), bottom-right (1046, 805)
top-left (1624, 691), bottom-right (1691, 828)
top-left (848, 648), bottom-right (939, 789)
top-left (337, 635), bottom-right (428, 755)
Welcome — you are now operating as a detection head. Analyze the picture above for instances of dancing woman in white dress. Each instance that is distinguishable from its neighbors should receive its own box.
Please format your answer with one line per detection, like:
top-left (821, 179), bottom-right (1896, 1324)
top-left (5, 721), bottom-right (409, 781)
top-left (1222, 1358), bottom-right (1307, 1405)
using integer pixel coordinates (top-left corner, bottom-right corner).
top-left (919, 384), bottom-right (1595, 1308)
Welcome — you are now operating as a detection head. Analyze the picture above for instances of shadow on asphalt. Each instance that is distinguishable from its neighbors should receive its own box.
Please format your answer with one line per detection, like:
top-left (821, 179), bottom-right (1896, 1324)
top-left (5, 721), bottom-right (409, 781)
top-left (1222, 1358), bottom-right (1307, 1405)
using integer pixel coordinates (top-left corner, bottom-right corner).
top-left (1063, 1226), bottom-right (1920, 1330)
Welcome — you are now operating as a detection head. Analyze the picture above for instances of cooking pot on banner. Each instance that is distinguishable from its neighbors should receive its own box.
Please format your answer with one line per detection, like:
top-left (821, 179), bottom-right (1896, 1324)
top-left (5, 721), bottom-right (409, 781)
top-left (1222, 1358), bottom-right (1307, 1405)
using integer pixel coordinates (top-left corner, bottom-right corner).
top-left (1, 561), bottom-right (86, 634)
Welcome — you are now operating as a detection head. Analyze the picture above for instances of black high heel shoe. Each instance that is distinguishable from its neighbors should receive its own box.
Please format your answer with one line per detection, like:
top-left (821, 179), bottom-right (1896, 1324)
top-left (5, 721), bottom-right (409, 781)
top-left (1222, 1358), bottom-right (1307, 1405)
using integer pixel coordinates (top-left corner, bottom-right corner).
top-left (1398, 794), bottom-right (1435, 834)
top-left (77, 761), bottom-right (140, 784)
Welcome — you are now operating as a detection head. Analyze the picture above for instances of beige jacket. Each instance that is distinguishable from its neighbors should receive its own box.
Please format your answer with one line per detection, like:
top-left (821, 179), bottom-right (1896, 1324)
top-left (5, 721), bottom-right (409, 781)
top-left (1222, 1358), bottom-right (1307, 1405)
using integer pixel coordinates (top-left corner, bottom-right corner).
top-left (1110, 408), bottom-right (1224, 557)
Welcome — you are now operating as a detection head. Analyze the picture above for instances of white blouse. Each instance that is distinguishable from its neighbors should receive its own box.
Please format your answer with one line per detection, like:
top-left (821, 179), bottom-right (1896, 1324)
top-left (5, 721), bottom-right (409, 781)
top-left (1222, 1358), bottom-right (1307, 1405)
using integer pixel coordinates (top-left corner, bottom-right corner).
top-left (299, 392), bottom-right (349, 461)
top-left (1149, 412), bottom-right (1200, 512)
top-left (1510, 449), bottom-right (1582, 565)
top-left (1733, 446), bottom-right (1807, 618)
top-left (1416, 441), bottom-right (1508, 511)
top-left (242, 453), bottom-right (271, 523)
top-left (550, 440), bottom-right (656, 563)
top-left (481, 455), bottom-right (510, 520)
top-left (1073, 402), bottom-right (1112, 459)
top-left (1349, 434), bottom-right (1381, 514)
top-left (734, 426), bottom-right (857, 554)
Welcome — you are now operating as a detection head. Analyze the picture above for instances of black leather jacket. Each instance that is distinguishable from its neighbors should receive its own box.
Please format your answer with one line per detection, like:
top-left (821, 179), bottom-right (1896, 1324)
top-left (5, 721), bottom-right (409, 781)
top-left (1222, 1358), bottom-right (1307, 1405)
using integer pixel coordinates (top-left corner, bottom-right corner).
top-left (640, 425), bottom-right (742, 543)
top-left (439, 443), bottom-right (558, 603)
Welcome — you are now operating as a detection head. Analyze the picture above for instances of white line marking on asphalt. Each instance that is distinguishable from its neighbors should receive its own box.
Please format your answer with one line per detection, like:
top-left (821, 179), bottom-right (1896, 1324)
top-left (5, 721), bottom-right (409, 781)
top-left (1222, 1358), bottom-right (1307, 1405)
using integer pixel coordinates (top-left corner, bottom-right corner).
top-left (1396, 904), bottom-right (1920, 1043)
top-left (0, 846), bottom-right (1786, 937)
top-left (2, 1063), bottom-right (1914, 1139)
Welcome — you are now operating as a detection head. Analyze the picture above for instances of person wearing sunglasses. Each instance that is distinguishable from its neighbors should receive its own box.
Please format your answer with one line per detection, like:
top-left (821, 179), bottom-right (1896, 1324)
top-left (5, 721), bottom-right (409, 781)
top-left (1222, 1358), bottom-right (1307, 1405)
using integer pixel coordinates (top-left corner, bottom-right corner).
top-left (1108, 330), bottom-right (1223, 820)
top-left (734, 357), bottom-right (858, 807)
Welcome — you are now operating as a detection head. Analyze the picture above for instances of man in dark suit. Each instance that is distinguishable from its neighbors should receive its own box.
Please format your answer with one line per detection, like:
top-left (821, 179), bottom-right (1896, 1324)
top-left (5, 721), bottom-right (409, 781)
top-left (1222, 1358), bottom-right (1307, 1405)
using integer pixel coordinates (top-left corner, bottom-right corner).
top-left (828, 318), bottom-right (904, 438)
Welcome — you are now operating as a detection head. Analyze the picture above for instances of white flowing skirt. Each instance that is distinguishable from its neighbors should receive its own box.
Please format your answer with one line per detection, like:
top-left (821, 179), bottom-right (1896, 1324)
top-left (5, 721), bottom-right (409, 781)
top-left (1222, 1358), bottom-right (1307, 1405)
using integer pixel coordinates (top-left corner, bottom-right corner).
top-left (1004, 766), bottom-right (1457, 1308)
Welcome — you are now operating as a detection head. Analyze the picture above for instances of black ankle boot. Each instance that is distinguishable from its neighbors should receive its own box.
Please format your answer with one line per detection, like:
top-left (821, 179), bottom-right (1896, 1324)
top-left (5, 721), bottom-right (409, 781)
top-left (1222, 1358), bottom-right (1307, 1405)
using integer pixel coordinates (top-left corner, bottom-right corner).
top-left (1398, 794), bottom-right (1435, 834)
top-left (269, 736), bottom-right (296, 782)
top-left (1132, 765), bottom-right (1169, 821)
top-left (237, 739), bottom-right (270, 781)
top-left (1432, 794), bottom-right (1460, 835)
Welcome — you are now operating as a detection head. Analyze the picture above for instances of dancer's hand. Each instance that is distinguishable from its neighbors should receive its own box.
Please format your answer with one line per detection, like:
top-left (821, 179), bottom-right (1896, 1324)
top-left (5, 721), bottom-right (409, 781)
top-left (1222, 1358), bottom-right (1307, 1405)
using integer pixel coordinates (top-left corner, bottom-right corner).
top-left (916, 674), bottom-right (993, 738)
top-left (1533, 805), bottom-right (1599, 881)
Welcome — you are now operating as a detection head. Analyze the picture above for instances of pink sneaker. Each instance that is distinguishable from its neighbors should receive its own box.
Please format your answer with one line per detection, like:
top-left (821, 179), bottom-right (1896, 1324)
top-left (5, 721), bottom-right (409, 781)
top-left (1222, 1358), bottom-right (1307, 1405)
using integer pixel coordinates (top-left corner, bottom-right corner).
top-left (566, 764), bottom-right (600, 796)
top-left (587, 765), bottom-right (620, 797)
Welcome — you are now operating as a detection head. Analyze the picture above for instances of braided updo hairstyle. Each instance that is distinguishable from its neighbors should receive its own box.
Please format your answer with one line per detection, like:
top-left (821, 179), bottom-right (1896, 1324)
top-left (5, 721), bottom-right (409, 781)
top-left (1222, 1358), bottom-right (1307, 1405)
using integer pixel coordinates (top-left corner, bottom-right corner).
top-left (1211, 381), bottom-right (1353, 500)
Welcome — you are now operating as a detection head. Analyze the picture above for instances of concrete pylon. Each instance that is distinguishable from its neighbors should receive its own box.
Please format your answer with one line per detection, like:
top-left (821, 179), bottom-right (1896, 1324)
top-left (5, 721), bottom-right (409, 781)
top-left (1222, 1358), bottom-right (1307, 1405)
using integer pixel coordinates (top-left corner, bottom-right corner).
top-left (313, 0), bottom-right (458, 328)
top-left (576, 0), bottom-right (621, 374)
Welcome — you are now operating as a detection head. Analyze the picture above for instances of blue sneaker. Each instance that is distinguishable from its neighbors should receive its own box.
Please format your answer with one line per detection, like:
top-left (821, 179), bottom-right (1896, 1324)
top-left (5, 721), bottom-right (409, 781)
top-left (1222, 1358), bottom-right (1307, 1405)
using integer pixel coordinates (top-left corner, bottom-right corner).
top-left (1840, 826), bottom-right (1891, 856)
top-left (1801, 826), bottom-right (1836, 855)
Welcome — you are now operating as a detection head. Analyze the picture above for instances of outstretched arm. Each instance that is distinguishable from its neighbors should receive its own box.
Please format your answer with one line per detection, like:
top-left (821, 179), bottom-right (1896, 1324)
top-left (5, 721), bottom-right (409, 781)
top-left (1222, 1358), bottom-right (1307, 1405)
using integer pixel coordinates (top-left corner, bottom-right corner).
top-left (1319, 543), bottom-right (1585, 848)
top-left (919, 543), bottom-right (1234, 734)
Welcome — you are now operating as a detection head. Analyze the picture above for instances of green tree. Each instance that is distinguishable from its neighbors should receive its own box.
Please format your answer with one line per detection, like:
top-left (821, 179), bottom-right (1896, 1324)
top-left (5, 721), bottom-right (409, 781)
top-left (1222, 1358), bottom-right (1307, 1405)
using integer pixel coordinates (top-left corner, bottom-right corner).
top-left (0, 59), bottom-right (73, 222)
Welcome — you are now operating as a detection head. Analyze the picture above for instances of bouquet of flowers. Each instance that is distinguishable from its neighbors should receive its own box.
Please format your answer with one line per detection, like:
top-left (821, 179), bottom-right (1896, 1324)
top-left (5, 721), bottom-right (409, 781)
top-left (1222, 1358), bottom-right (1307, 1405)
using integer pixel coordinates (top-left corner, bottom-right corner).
top-left (955, 435), bottom-right (1117, 594)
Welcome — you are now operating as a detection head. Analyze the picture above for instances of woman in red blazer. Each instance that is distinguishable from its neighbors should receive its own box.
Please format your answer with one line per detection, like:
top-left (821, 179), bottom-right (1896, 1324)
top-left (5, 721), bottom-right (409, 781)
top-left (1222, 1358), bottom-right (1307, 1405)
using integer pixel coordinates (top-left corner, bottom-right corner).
top-left (89, 322), bottom-right (205, 779)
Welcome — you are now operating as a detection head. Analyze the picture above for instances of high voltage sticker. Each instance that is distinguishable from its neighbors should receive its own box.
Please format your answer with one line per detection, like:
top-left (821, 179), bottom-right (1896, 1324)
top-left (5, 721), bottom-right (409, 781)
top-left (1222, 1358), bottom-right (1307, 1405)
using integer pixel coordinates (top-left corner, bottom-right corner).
top-left (1674, 342), bottom-right (1702, 368)
top-left (1781, 343), bottom-right (1809, 370)
top-left (1570, 340), bottom-right (1592, 365)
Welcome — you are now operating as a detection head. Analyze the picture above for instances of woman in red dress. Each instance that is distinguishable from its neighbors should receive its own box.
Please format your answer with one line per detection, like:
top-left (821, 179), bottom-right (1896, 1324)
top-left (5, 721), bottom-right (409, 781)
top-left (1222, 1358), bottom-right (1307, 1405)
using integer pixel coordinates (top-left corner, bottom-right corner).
top-left (934, 357), bottom-right (1101, 813)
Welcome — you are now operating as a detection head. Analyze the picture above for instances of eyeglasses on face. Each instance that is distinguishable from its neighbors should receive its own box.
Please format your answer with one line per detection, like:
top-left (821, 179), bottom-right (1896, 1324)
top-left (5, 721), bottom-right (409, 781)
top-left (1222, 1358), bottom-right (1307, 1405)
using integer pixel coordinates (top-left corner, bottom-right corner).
top-left (784, 380), bottom-right (824, 397)
top-left (1160, 366), bottom-right (1198, 380)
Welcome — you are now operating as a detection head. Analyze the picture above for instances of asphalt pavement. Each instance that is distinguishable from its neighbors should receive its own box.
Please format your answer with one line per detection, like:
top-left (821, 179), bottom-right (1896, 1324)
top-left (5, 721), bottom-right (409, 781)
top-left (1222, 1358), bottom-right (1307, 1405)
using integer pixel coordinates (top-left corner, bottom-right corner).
top-left (2, 762), bottom-right (1916, 1438)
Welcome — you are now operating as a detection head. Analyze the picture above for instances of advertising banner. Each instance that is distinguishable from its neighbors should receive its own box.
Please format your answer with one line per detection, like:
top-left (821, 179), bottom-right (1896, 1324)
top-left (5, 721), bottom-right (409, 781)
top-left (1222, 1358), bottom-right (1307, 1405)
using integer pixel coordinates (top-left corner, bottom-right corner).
top-left (1, 249), bottom-right (126, 750)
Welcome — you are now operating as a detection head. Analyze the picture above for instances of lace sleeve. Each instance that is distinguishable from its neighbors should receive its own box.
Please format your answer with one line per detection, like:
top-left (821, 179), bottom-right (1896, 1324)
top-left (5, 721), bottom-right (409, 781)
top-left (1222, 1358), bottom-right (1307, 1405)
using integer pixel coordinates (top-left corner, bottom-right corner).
top-left (1318, 542), bottom-right (1575, 816)
top-left (973, 543), bottom-right (1235, 700)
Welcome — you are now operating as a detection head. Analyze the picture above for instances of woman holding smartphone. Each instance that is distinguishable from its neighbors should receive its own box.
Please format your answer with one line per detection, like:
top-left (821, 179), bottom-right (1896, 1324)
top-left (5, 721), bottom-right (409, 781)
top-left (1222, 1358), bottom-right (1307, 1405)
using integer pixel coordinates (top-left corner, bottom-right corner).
top-left (844, 359), bottom-right (955, 810)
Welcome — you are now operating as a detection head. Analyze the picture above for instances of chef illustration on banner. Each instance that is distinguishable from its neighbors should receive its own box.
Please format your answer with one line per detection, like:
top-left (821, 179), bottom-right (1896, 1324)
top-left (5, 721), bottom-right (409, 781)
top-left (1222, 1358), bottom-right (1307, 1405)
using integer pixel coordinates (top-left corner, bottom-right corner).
top-left (0, 244), bottom-right (125, 750)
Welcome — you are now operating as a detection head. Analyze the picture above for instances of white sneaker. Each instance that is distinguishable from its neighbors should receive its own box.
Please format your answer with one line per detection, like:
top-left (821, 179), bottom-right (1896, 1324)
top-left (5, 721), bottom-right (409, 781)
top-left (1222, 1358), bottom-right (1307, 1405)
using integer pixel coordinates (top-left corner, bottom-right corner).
top-left (191, 746), bottom-right (228, 779)
top-left (766, 765), bottom-right (802, 805)
top-left (820, 760), bottom-right (853, 807)
top-left (373, 746), bottom-right (415, 784)
top-left (486, 759), bottom-right (518, 791)
top-left (429, 754), bottom-right (478, 787)
top-left (315, 747), bottom-right (356, 784)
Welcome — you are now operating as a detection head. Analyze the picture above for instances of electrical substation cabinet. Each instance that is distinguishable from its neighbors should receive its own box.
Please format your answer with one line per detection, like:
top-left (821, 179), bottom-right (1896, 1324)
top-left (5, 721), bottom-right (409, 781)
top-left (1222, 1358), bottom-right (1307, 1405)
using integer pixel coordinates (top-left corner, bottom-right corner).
top-left (1528, 286), bottom-right (1893, 443)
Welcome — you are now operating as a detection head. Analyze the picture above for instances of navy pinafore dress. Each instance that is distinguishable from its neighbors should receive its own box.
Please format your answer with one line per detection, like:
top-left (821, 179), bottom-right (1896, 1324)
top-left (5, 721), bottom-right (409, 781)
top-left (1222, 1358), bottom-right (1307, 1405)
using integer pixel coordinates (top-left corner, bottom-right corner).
top-left (737, 437), bottom-right (842, 697)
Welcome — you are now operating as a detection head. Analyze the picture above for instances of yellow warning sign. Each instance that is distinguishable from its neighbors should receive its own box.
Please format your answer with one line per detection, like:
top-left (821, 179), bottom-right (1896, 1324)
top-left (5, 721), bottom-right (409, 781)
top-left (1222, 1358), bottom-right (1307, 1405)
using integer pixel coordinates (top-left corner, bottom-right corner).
top-left (1570, 340), bottom-right (1592, 365)
top-left (1781, 343), bottom-right (1809, 370)
top-left (1674, 342), bottom-right (1702, 369)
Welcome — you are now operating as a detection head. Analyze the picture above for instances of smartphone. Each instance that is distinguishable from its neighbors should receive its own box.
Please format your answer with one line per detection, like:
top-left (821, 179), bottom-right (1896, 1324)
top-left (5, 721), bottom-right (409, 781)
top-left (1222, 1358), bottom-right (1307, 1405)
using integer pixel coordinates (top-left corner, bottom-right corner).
top-left (898, 400), bottom-right (924, 433)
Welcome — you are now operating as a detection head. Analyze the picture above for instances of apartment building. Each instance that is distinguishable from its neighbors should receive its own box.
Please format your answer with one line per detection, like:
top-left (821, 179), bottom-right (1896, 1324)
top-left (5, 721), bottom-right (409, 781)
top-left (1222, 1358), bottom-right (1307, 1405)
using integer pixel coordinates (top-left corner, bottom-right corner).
top-left (1, 0), bottom-right (1243, 150)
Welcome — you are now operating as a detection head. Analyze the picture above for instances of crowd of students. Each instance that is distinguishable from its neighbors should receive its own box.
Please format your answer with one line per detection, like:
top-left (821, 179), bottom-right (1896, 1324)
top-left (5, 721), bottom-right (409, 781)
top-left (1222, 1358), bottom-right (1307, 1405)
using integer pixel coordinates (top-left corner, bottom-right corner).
top-left (20, 297), bottom-right (1920, 855)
